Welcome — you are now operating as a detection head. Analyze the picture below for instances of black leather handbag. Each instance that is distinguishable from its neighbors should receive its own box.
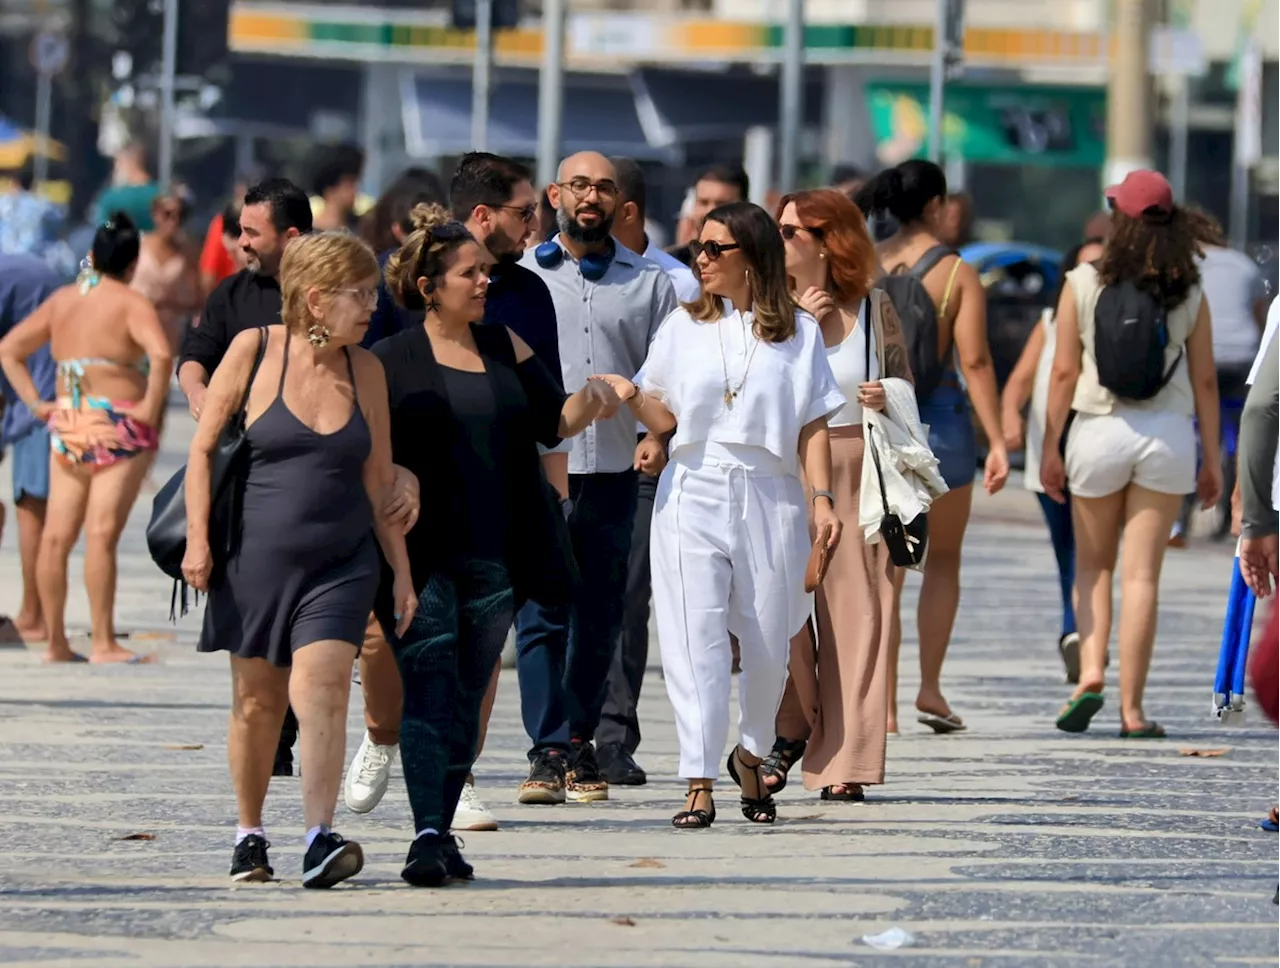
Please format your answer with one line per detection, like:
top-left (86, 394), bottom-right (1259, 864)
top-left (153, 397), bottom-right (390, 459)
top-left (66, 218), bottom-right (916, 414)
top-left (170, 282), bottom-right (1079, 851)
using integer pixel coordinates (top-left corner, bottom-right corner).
top-left (864, 295), bottom-right (929, 569)
top-left (146, 328), bottom-right (268, 612)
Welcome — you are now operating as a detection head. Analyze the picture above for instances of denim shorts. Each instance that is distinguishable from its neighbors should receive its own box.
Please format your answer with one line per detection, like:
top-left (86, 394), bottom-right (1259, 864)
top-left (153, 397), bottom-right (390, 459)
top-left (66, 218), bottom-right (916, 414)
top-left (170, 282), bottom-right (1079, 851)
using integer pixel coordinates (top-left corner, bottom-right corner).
top-left (920, 391), bottom-right (977, 491)
top-left (10, 426), bottom-right (51, 503)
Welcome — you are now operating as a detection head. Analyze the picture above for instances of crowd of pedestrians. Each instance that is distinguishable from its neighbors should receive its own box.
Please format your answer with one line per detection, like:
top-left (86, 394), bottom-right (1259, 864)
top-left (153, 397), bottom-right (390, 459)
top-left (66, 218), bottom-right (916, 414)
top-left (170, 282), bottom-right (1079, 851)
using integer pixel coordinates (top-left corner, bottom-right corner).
top-left (0, 145), bottom-right (1275, 891)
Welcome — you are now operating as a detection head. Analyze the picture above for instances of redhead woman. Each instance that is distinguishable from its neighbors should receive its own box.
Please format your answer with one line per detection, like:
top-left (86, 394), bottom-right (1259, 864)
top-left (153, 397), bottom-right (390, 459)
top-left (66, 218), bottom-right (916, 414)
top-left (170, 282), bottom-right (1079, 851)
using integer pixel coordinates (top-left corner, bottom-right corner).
top-left (762, 189), bottom-right (913, 801)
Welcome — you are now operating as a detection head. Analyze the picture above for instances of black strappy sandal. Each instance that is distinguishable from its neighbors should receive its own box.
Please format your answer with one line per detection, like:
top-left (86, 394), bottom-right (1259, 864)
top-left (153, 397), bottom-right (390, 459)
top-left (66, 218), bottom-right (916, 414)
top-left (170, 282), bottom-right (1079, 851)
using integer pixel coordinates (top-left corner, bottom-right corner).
top-left (726, 747), bottom-right (777, 824)
top-left (672, 787), bottom-right (716, 829)
top-left (760, 737), bottom-right (806, 794)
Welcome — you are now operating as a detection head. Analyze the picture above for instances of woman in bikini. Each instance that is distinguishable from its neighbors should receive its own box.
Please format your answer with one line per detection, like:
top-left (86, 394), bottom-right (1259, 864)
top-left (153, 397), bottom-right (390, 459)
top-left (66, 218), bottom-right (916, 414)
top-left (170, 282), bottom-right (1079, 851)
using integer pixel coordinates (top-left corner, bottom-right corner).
top-left (0, 213), bottom-right (174, 663)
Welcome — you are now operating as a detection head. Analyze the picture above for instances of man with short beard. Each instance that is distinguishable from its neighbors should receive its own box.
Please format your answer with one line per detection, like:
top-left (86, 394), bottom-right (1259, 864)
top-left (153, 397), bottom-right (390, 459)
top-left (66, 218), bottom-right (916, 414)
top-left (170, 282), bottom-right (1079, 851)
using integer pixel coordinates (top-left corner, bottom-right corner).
top-left (520, 151), bottom-right (678, 803)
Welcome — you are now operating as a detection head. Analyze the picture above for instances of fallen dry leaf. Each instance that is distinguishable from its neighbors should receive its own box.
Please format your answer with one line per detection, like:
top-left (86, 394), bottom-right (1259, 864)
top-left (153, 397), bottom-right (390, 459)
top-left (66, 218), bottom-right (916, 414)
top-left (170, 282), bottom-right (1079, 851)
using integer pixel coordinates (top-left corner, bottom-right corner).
top-left (128, 631), bottom-right (175, 642)
top-left (794, 814), bottom-right (823, 821)
top-left (611, 917), bottom-right (636, 927)
top-left (114, 833), bottom-right (156, 841)
top-left (629, 858), bottom-right (665, 869)
top-left (1178, 748), bottom-right (1230, 758)
top-left (164, 744), bottom-right (204, 751)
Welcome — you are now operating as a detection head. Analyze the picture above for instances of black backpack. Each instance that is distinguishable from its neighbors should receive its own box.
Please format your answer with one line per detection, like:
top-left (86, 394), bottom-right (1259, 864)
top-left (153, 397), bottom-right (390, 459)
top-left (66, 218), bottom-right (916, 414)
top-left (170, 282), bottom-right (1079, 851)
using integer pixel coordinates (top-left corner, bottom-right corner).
top-left (874, 244), bottom-right (956, 403)
top-left (1093, 280), bottom-right (1183, 401)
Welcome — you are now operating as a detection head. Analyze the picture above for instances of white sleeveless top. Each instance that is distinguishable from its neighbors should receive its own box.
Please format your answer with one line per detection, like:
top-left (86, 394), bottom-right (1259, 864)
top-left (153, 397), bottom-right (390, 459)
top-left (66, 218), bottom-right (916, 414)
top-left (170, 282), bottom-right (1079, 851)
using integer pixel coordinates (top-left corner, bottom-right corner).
top-left (825, 300), bottom-right (879, 428)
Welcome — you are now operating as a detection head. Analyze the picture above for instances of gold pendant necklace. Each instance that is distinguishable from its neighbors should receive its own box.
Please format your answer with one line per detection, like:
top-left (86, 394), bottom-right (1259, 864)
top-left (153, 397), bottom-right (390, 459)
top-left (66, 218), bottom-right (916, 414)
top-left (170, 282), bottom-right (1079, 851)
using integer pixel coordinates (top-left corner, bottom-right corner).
top-left (718, 312), bottom-right (760, 408)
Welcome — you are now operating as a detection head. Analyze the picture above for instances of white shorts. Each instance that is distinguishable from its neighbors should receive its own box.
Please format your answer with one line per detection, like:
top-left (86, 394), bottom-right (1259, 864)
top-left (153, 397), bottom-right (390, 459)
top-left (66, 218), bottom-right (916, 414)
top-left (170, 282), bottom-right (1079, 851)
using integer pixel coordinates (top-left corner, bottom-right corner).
top-left (1065, 408), bottom-right (1196, 499)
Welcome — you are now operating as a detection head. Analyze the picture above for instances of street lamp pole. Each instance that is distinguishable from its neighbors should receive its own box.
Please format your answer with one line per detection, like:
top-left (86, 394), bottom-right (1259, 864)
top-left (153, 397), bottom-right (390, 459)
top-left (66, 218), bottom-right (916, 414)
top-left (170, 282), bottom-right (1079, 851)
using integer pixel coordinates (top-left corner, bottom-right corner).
top-left (778, 0), bottom-right (805, 194)
top-left (536, 0), bottom-right (567, 189)
top-left (471, 0), bottom-right (494, 151)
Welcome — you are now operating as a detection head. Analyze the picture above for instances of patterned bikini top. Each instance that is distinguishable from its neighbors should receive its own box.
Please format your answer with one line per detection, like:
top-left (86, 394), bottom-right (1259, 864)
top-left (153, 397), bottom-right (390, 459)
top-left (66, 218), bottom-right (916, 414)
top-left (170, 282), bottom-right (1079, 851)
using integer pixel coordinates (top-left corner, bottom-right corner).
top-left (58, 356), bottom-right (151, 409)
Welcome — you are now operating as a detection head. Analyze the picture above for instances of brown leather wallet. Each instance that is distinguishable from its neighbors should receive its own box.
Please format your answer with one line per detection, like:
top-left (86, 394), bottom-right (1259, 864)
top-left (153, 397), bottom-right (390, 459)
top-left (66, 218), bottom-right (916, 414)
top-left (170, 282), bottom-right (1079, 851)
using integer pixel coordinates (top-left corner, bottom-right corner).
top-left (805, 523), bottom-right (834, 593)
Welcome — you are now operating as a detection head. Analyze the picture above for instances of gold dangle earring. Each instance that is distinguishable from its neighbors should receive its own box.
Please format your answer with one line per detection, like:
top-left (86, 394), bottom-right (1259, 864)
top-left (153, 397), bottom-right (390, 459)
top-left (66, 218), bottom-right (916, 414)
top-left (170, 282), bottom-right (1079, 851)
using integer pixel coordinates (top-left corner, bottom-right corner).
top-left (307, 324), bottom-right (331, 348)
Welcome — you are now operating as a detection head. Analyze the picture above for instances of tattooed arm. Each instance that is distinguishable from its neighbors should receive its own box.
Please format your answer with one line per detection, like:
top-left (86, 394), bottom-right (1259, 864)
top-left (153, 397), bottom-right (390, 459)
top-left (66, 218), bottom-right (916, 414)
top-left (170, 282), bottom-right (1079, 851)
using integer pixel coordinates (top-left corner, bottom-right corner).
top-left (875, 290), bottom-right (914, 384)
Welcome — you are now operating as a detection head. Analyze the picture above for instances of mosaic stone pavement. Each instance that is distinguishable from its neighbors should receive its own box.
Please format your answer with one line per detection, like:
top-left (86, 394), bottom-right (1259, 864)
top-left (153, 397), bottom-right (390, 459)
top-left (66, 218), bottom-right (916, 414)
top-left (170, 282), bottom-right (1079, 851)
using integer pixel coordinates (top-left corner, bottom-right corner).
top-left (0, 411), bottom-right (1274, 967)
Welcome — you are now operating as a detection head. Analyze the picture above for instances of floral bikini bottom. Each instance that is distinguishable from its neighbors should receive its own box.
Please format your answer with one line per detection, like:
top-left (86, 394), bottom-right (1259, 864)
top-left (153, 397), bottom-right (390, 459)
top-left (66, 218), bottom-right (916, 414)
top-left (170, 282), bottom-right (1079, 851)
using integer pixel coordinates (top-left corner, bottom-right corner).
top-left (48, 396), bottom-right (159, 470)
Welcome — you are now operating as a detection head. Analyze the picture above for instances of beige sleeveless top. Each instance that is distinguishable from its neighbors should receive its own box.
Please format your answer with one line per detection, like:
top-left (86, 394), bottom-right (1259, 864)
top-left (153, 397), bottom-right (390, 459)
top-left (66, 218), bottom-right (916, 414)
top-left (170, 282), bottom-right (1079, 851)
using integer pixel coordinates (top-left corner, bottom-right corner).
top-left (1067, 263), bottom-right (1201, 417)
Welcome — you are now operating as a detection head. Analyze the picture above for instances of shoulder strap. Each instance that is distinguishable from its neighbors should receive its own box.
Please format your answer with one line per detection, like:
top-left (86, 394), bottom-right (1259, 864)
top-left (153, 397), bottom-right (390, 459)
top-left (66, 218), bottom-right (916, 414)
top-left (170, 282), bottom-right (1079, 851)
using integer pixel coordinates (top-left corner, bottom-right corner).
top-left (235, 327), bottom-right (269, 419)
top-left (938, 259), bottom-right (962, 322)
top-left (344, 347), bottom-right (360, 407)
top-left (862, 296), bottom-right (893, 516)
top-left (909, 244), bottom-right (954, 280)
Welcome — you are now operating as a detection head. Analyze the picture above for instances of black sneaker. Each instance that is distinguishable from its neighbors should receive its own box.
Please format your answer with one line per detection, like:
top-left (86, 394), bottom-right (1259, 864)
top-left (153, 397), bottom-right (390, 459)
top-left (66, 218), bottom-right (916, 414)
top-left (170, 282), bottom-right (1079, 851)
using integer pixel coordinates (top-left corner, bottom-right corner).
top-left (302, 831), bottom-right (363, 889)
top-left (518, 748), bottom-right (567, 804)
top-left (229, 834), bottom-right (273, 883)
top-left (566, 740), bottom-right (609, 802)
top-left (402, 833), bottom-right (450, 887)
top-left (597, 743), bottom-right (647, 786)
top-left (440, 834), bottom-right (474, 881)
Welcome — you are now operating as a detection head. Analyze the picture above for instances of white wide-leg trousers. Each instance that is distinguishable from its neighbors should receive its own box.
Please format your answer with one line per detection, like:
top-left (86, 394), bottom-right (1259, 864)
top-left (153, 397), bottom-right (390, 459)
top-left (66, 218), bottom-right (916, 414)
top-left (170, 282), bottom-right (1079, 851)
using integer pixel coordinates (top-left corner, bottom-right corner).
top-left (651, 459), bottom-right (812, 779)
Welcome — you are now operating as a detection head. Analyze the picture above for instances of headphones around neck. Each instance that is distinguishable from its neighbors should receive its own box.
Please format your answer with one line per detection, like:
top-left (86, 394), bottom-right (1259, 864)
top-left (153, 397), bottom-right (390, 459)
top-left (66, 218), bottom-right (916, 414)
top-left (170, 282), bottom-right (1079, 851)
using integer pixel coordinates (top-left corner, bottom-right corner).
top-left (534, 237), bottom-right (616, 282)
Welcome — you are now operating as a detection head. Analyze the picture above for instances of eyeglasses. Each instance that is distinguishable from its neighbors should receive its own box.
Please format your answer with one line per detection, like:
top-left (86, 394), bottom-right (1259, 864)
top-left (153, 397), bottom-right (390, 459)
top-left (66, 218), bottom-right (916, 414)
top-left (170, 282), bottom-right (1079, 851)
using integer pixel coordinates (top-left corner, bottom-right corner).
top-left (496, 203), bottom-right (538, 223)
top-left (334, 286), bottom-right (379, 307)
top-left (779, 223), bottom-right (824, 241)
top-left (558, 178), bottom-right (619, 200)
top-left (689, 240), bottom-right (741, 262)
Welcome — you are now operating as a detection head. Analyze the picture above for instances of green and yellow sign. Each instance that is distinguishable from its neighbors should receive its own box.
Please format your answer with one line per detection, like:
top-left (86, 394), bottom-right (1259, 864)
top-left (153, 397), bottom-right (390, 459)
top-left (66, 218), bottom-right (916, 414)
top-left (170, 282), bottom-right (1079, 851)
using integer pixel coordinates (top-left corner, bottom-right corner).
top-left (867, 83), bottom-right (1107, 168)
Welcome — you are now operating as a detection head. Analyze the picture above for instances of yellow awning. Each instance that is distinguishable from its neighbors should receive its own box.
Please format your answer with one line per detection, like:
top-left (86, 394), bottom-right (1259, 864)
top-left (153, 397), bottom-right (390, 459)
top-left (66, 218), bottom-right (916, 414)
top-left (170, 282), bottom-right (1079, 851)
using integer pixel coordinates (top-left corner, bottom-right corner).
top-left (0, 132), bottom-right (67, 171)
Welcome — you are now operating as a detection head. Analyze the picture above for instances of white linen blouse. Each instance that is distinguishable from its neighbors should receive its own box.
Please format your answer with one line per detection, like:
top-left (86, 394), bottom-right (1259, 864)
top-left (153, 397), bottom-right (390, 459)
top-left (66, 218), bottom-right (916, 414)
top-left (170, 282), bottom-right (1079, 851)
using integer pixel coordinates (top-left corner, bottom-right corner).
top-left (634, 303), bottom-right (847, 477)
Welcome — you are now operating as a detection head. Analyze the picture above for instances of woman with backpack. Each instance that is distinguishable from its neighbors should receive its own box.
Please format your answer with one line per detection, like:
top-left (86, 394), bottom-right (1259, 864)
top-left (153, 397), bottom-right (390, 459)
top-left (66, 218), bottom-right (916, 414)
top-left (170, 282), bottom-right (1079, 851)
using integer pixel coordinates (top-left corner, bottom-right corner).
top-left (1000, 238), bottom-right (1107, 685)
top-left (1041, 170), bottom-right (1222, 738)
top-left (856, 161), bottom-right (1010, 735)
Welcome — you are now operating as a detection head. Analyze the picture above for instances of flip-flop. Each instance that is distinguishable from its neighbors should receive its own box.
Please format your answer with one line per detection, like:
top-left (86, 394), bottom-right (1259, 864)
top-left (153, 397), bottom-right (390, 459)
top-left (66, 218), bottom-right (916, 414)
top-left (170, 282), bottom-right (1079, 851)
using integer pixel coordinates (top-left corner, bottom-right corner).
top-left (1058, 632), bottom-right (1081, 685)
top-left (43, 652), bottom-right (89, 664)
top-left (1118, 721), bottom-right (1166, 739)
top-left (1056, 692), bottom-right (1105, 733)
top-left (917, 712), bottom-right (966, 734)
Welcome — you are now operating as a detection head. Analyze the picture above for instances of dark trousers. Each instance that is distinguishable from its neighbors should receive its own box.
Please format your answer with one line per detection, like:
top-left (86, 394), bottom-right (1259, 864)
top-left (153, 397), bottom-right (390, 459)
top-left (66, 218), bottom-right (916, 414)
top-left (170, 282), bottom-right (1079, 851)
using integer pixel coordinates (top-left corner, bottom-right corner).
top-left (516, 471), bottom-right (637, 751)
top-left (393, 560), bottom-right (514, 834)
top-left (597, 471), bottom-right (656, 753)
top-left (1036, 491), bottom-right (1076, 639)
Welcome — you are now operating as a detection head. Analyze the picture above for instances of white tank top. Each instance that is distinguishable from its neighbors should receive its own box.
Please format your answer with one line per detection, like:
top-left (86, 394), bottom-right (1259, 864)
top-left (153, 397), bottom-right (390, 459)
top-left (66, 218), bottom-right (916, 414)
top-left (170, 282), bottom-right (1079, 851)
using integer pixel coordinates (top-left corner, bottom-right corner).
top-left (825, 300), bottom-right (878, 428)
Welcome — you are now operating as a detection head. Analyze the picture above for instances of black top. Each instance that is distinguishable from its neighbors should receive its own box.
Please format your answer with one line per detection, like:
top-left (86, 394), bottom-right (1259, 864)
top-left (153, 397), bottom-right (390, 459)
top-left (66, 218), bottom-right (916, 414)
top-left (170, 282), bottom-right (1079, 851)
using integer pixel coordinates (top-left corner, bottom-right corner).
top-left (371, 322), bottom-right (576, 611)
top-left (365, 255), bottom-right (563, 391)
top-left (181, 270), bottom-right (282, 376)
top-left (439, 365), bottom-right (505, 561)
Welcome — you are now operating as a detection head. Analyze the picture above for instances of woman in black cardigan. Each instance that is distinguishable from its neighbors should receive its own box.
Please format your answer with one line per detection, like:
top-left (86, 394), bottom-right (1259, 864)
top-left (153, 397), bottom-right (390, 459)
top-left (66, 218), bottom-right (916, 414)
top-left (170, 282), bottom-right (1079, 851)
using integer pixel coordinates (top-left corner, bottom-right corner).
top-left (375, 204), bottom-right (620, 887)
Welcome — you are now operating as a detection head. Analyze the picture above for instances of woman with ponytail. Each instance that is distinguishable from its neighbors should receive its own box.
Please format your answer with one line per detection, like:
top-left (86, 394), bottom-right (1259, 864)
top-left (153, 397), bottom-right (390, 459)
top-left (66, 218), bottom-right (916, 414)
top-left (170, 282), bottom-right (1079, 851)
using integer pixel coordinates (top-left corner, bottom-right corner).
top-left (857, 161), bottom-right (1009, 735)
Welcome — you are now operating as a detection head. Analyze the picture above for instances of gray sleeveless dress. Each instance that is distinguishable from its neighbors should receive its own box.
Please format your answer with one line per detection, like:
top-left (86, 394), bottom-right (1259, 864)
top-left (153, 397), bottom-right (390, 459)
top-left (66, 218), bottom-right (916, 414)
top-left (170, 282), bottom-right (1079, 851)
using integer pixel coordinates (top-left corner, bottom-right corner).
top-left (199, 330), bottom-right (378, 666)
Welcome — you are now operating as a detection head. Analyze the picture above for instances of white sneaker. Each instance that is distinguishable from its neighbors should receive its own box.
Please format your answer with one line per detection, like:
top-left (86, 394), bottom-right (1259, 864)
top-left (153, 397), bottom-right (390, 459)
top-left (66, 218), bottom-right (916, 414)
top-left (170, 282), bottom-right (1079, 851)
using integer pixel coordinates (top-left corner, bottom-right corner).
top-left (344, 732), bottom-right (397, 814)
top-left (452, 779), bottom-right (499, 831)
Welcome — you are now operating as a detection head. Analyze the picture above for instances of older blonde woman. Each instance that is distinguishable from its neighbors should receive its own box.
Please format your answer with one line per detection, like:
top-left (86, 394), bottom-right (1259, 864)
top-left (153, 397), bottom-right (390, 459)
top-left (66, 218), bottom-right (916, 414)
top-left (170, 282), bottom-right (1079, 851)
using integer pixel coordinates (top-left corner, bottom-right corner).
top-left (182, 231), bottom-right (415, 888)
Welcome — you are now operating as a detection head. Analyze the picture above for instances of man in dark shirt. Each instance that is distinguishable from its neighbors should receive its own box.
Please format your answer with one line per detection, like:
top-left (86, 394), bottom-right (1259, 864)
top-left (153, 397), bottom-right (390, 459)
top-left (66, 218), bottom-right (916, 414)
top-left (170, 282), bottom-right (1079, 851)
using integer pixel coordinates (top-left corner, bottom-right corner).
top-left (177, 178), bottom-right (313, 420)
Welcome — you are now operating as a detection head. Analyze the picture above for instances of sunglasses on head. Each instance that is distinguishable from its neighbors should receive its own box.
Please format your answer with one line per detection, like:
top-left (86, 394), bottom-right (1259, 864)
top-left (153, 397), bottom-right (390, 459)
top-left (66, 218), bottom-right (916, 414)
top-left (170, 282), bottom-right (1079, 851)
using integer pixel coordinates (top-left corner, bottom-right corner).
top-left (779, 223), bottom-right (824, 241)
top-left (689, 240), bottom-right (741, 261)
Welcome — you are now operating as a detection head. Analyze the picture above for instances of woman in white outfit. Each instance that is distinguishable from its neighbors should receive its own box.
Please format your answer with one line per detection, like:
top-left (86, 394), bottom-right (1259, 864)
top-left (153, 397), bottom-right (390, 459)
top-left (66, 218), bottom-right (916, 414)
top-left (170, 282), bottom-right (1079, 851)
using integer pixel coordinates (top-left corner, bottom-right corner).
top-left (595, 201), bottom-right (845, 828)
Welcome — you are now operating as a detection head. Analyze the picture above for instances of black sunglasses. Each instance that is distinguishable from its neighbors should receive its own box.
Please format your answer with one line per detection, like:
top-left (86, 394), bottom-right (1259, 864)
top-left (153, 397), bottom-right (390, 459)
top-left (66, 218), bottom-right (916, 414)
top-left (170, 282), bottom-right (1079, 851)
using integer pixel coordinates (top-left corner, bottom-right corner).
top-left (779, 223), bottom-right (824, 241)
top-left (689, 240), bottom-right (741, 261)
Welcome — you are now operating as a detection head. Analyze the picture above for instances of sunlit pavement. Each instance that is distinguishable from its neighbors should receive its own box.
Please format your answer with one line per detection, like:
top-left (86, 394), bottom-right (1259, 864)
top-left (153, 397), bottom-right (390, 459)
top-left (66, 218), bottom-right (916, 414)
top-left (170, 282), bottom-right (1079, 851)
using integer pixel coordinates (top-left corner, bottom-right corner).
top-left (0, 407), bottom-right (1274, 967)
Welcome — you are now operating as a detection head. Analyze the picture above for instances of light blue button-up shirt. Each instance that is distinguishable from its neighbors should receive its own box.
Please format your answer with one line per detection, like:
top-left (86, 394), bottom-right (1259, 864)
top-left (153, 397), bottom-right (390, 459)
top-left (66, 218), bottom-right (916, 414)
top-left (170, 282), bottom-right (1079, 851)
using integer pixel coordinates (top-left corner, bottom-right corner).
top-left (521, 238), bottom-right (678, 475)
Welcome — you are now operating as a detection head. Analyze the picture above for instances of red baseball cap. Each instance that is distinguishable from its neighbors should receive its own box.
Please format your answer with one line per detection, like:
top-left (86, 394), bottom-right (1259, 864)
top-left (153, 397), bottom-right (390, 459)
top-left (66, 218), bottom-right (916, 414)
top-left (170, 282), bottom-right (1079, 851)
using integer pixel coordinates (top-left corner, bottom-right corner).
top-left (1104, 170), bottom-right (1174, 219)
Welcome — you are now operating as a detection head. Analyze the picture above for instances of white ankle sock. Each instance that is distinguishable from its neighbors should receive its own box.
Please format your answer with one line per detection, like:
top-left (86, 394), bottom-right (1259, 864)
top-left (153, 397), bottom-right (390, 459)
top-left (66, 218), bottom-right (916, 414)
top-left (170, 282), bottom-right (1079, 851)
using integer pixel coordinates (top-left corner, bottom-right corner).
top-left (236, 826), bottom-right (265, 846)
top-left (305, 824), bottom-right (330, 848)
